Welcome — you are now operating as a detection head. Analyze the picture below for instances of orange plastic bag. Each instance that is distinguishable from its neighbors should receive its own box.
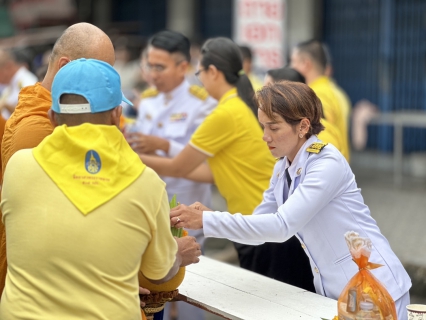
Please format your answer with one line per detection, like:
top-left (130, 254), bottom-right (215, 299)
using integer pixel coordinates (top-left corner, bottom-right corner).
top-left (337, 231), bottom-right (397, 320)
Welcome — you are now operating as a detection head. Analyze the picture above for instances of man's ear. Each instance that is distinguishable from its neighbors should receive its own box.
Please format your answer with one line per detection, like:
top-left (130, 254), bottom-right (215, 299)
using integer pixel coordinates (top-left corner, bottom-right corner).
top-left (48, 109), bottom-right (59, 127)
top-left (57, 57), bottom-right (71, 69)
top-left (177, 60), bottom-right (189, 75)
top-left (111, 106), bottom-right (122, 127)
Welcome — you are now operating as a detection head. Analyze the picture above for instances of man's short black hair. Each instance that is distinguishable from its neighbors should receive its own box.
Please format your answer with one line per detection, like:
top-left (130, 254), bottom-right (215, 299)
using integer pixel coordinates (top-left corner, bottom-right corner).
top-left (295, 39), bottom-right (327, 71)
top-left (267, 67), bottom-right (305, 84)
top-left (148, 30), bottom-right (191, 62)
top-left (239, 45), bottom-right (252, 61)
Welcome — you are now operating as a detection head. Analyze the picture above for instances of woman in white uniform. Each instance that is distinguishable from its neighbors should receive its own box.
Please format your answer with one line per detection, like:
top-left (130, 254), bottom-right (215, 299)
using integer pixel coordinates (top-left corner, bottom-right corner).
top-left (170, 81), bottom-right (411, 320)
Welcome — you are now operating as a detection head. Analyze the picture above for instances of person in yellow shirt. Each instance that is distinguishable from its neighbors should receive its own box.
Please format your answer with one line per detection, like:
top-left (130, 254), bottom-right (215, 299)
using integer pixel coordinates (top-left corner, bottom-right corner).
top-left (323, 43), bottom-right (352, 129)
top-left (290, 40), bottom-right (350, 161)
top-left (0, 58), bottom-right (201, 320)
top-left (139, 37), bottom-right (275, 270)
top-left (239, 45), bottom-right (264, 93)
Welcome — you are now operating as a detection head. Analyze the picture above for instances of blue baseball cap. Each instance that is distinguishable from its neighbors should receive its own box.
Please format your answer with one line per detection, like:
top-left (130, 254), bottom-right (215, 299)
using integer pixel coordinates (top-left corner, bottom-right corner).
top-left (51, 58), bottom-right (132, 114)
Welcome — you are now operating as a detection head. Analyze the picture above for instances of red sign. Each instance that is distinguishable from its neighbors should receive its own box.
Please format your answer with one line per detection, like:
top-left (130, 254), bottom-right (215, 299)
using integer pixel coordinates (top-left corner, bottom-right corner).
top-left (234, 0), bottom-right (286, 70)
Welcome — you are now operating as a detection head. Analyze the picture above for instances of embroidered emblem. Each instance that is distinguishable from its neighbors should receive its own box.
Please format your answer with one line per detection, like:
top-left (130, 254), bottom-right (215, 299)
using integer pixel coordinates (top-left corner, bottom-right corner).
top-left (189, 85), bottom-right (208, 101)
top-left (85, 150), bottom-right (101, 174)
top-left (141, 88), bottom-right (159, 99)
top-left (169, 112), bottom-right (188, 122)
top-left (306, 142), bottom-right (328, 154)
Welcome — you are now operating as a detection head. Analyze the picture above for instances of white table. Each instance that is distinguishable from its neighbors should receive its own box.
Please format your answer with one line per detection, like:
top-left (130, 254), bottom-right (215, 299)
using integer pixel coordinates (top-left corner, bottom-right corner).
top-left (176, 256), bottom-right (337, 320)
top-left (368, 111), bottom-right (426, 186)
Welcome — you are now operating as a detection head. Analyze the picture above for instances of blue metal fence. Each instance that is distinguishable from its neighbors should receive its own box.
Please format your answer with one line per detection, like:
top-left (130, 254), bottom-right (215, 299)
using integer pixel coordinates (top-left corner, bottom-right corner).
top-left (323, 0), bottom-right (426, 152)
top-left (111, 0), bottom-right (166, 36)
top-left (199, 0), bottom-right (233, 39)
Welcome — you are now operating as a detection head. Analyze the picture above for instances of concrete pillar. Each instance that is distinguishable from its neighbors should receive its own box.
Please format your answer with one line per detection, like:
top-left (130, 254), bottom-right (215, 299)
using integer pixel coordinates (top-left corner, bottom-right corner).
top-left (166, 0), bottom-right (196, 39)
top-left (286, 0), bottom-right (321, 52)
top-left (93, 0), bottom-right (112, 30)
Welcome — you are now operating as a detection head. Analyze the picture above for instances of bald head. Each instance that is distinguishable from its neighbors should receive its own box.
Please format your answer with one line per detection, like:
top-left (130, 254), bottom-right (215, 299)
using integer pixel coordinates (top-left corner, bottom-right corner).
top-left (50, 23), bottom-right (115, 66)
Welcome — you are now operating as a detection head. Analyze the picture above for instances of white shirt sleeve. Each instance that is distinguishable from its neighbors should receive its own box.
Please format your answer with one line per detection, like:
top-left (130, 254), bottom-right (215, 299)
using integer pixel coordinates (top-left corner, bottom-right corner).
top-left (203, 151), bottom-right (347, 245)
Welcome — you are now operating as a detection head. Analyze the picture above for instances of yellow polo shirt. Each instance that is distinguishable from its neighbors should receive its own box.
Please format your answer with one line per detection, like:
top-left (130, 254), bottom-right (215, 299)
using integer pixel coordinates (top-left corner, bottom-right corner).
top-left (318, 118), bottom-right (344, 156)
top-left (190, 88), bottom-right (274, 214)
top-left (0, 126), bottom-right (177, 320)
top-left (310, 76), bottom-right (350, 161)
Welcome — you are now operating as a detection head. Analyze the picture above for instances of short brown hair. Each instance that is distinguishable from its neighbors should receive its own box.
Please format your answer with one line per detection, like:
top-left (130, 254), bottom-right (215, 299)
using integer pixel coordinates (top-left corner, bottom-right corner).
top-left (256, 81), bottom-right (324, 138)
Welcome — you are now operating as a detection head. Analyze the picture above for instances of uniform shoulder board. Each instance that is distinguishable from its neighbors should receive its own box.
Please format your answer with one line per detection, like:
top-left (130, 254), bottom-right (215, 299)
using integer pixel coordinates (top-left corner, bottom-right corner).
top-left (189, 85), bottom-right (208, 101)
top-left (140, 88), bottom-right (159, 99)
top-left (306, 142), bottom-right (328, 154)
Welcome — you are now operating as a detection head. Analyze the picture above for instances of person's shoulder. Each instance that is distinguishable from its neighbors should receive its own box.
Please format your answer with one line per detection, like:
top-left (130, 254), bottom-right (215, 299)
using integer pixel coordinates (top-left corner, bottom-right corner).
top-left (306, 140), bottom-right (346, 166)
top-left (137, 166), bottom-right (166, 188)
top-left (5, 149), bottom-right (34, 173)
top-left (188, 85), bottom-right (209, 101)
top-left (140, 87), bottom-right (160, 100)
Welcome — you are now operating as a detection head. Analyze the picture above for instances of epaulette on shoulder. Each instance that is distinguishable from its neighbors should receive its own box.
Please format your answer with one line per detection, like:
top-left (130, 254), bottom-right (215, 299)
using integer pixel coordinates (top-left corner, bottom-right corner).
top-left (189, 85), bottom-right (208, 101)
top-left (306, 142), bottom-right (328, 154)
top-left (140, 88), bottom-right (159, 99)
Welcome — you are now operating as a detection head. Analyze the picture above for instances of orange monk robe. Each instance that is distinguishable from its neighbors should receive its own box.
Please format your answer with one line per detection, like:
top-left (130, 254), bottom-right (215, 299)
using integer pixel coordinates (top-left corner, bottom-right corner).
top-left (0, 116), bottom-right (7, 173)
top-left (0, 82), bottom-right (53, 295)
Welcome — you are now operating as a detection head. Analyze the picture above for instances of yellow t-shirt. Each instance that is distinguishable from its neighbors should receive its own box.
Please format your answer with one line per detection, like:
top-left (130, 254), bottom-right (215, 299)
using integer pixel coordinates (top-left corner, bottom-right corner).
top-left (318, 118), bottom-right (344, 156)
top-left (0, 150), bottom-right (177, 320)
top-left (310, 76), bottom-right (350, 161)
top-left (190, 88), bottom-right (275, 214)
top-left (330, 80), bottom-right (351, 160)
top-left (248, 73), bottom-right (264, 92)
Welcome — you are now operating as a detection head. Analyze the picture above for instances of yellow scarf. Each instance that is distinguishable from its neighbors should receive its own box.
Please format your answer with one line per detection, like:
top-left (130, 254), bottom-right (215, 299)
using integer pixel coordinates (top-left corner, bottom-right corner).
top-left (33, 123), bottom-right (146, 215)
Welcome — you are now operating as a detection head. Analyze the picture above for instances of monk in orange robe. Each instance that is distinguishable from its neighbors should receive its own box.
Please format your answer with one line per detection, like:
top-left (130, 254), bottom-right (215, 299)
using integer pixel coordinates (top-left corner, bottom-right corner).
top-left (0, 22), bottom-right (116, 296)
top-left (0, 116), bottom-right (6, 172)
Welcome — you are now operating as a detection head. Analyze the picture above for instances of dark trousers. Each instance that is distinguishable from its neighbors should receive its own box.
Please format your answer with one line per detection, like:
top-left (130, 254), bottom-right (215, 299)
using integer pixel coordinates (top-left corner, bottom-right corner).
top-left (153, 309), bottom-right (164, 320)
top-left (233, 236), bottom-right (316, 293)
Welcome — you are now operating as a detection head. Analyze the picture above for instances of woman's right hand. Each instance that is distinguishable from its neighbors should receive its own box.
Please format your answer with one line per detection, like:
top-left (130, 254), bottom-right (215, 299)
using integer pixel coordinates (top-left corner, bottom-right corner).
top-left (189, 201), bottom-right (212, 212)
top-left (170, 203), bottom-right (209, 230)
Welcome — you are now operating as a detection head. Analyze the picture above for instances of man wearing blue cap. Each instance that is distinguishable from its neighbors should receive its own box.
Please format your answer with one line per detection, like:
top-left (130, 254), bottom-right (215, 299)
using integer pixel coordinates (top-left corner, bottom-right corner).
top-left (0, 58), bottom-right (201, 319)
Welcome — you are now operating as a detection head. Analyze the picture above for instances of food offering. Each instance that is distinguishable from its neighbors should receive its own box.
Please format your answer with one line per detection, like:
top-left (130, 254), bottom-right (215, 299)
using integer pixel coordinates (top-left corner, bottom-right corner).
top-left (139, 195), bottom-right (187, 320)
top-left (336, 231), bottom-right (397, 320)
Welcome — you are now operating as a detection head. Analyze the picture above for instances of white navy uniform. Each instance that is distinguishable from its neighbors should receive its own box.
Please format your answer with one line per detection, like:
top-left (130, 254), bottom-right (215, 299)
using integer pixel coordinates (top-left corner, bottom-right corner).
top-left (135, 80), bottom-right (216, 236)
top-left (203, 135), bottom-right (411, 318)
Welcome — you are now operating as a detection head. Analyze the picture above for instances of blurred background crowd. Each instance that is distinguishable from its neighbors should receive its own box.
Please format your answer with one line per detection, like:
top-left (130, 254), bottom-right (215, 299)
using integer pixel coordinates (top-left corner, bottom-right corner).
top-left (0, 0), bottom-right (425, 318)
top-left (1, 0), bottom-right (425, 160)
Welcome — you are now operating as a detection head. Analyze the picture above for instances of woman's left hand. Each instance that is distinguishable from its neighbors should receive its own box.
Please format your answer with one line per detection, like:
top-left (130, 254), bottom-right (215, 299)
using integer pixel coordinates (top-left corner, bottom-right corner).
top-left (170, 204), bottom-right (205, 230)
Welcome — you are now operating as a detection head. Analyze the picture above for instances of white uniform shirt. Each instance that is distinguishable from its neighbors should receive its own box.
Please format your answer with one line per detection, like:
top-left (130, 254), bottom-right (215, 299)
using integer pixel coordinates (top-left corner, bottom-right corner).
top-left (1, 67), bottom-right (37, 119)
top-left (203, 135), bottom-right (411, 301)
top-left (135, 80), bottom-right (216, 208)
